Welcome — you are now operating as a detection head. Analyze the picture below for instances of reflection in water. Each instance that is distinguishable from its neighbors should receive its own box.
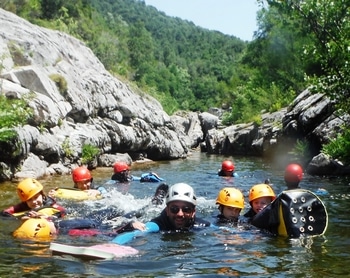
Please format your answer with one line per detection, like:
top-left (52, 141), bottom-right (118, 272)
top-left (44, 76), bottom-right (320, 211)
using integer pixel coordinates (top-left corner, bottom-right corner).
top-left (0, 151), bottom-right (349, 277)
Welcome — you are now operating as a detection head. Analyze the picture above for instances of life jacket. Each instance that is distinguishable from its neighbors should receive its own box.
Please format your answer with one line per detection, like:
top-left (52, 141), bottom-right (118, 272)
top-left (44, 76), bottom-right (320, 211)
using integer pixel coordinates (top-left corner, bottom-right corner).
top-left (53, 187), bottom-right (103, 201)
top-left (251, 189), bottom-right (328, 237)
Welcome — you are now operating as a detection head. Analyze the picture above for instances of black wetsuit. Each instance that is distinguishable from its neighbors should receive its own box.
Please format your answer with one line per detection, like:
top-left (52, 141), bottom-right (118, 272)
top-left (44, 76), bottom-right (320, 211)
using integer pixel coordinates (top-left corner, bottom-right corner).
top-left (243, 208), bottom-right (256, 219)
top-left (151, 209), bottom-right (210, 232)
top-left (215, 214), bottom-right (239, 226)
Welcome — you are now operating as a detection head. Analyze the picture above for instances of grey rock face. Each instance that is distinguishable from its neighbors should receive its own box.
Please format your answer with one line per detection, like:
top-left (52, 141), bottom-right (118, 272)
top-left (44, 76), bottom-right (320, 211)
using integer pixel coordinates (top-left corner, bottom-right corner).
top-left (0, 8), bottom-right (188, 180)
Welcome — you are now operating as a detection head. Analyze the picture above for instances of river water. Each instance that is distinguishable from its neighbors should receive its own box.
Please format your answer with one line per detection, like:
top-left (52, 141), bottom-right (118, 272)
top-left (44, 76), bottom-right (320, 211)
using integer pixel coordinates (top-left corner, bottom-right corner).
top-left (0, 151), bottom-right (349, 277)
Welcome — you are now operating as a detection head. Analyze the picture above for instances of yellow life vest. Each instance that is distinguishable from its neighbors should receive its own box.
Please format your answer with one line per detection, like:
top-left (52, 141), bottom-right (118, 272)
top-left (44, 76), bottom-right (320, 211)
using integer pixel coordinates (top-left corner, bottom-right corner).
top-left (12, 207), bottom-right (62, 218)
top-left (53, 188), bottom-right (102, 201)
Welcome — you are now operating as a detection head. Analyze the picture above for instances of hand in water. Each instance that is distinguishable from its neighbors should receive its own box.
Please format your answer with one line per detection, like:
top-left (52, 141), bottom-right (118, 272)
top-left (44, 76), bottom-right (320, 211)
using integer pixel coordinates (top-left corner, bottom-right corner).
top-left (21, 210), bottom-right (47, 220)
top-left (131, 221), bottom-right (146, 231)
top-left (86, 189), bottom-right (101, 197)
top-left (48, 188), bottom-right (58, 198)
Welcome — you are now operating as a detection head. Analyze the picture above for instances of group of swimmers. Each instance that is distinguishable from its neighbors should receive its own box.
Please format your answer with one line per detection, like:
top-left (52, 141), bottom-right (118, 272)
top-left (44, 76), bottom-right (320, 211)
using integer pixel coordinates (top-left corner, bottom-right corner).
top-left (0, 160), bottom-right (307, 240)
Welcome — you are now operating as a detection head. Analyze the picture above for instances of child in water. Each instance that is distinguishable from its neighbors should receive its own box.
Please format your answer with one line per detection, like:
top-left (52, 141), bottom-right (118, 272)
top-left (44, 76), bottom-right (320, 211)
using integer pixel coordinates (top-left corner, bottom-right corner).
top-left (215, 187), bottom-right (244, 224)
top-left (72, 166), bottom-right (107, 196)
top-left (244, 183), bottom-right (276, 221)
top-left (1, 178), bottom-right (65, 219)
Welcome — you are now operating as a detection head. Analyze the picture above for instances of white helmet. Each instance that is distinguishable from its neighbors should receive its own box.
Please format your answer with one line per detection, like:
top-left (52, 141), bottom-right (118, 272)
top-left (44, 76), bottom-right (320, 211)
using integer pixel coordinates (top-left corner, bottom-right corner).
top-left (166, 183), bottom-right (197, 206)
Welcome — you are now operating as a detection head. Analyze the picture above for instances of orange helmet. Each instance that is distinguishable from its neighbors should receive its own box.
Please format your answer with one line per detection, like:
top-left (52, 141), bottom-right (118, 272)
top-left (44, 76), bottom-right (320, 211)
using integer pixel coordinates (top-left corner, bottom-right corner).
top-left (221, 160), bottom-right (235, 172)
top-left (216, 187), bottom-right (244, 209)
top-left (113, 162), bottom-right (129, 173)
top-left (72, 166), bottom-right (92, 183)
top-left (284, 163), bottom-right (303, 183)
top-left (17, 178), bottom-right (44, 202)
top-left (13, 218), bottom-right (52, 239)
top-left (248, 183), bottom-right (276, 203)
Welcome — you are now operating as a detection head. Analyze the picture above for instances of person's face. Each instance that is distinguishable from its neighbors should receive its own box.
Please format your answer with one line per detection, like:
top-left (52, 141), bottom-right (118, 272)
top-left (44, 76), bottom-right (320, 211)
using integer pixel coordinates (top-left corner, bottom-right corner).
top-left (166, 201), bottom-right (195, 230)
top-left (251, 196), bottom-right (273, 214)
top-left (76, 179), bottom-right (91, 190)
top-left (26, 192), bottom-right (43, 209)
top-left (120, 170), bottom-right (130, 180)
top-left (222, 206), bottom-right (241, 221)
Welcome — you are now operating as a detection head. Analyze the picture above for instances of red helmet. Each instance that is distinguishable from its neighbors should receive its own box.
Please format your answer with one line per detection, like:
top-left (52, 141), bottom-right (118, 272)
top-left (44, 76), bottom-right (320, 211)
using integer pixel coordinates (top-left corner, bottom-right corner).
top-left (72, 166), bottom-right (92, 183)
top-left (221, 160), bottom-right (235, 172)
top-left (113, 162), bottom-right (129, 173)
top-left (284, 163), bottom-right (303, 183)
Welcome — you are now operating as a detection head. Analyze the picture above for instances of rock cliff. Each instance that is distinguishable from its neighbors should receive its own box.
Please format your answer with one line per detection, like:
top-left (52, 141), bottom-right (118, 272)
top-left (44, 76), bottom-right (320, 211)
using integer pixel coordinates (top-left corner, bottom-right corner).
top-left (0, 9), bottom-right (193, 180)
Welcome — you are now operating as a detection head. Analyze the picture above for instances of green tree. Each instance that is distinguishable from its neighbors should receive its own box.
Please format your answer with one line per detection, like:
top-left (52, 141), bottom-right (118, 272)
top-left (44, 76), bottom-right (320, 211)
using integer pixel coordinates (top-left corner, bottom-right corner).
top-left (242, 6), bottom-right (309, 93)
top-left (264, 0), bottom-right (350, 114)
top-left (128, 21), bottom-right (154, 77)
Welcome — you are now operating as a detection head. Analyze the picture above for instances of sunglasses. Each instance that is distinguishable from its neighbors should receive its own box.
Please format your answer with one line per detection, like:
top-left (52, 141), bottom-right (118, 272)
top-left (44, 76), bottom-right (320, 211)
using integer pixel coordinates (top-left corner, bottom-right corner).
top-left (169, 205), bottom-right (193, 214)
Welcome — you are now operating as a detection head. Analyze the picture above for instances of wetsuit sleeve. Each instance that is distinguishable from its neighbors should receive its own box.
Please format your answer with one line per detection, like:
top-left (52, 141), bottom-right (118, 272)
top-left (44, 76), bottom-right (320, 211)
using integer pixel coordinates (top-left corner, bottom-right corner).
top-left (0, 203), bottom-right (29, 217)
top-left (51, 203), bottom-right (66, 218)
top-left (0, 208), bottom-right (15, 217)
top-left (131, 175), bottom-right (141, 181)
top-left (114, 221), bottom-right (136, 234)
top-left (1, 206), bottom-right (16, 217)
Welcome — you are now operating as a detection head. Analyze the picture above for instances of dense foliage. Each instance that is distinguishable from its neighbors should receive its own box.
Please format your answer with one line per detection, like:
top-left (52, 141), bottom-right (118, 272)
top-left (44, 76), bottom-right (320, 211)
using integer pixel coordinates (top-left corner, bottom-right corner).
top-left (263, 0), bottom-right (350, 162)
top-left (264, 0), bottom-right (349, 114)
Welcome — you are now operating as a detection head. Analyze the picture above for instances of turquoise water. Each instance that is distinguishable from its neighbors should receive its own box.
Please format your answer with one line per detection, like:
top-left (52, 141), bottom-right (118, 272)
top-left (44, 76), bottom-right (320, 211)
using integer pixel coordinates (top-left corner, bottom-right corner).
top-left (0, 151), bottom-right (349, 277)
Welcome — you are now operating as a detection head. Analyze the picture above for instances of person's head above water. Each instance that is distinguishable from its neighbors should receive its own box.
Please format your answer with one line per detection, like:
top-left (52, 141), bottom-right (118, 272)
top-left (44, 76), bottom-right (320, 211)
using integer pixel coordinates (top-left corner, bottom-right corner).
top-left (284, 163), bottom-right (303, 189)
top-left (216, 187), bottom-right (244, 221)
top-left (248, 183), bottom-right (276, 214)
top-left (72, 166), bottom-right (93, 190)
top-left (165, 183), bottom-right (197, 230)
top-left (111, 161), bottom-right (131, 182)
top-left (218, 160), bottom-right (236, 177)
top-left (16, 178), bottom-right (45, 210)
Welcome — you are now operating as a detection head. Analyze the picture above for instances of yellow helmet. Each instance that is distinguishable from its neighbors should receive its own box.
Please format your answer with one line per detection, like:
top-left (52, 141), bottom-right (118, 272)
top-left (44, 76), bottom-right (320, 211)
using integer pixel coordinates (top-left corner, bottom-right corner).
top-left (13, 218), bottom-right (52, 239)
top-left (216, 187), bottom-right (244, 209)
top-left (17, 178), bottom-right (44, 202)
top-left (248, 183), bottom-right (276, 203)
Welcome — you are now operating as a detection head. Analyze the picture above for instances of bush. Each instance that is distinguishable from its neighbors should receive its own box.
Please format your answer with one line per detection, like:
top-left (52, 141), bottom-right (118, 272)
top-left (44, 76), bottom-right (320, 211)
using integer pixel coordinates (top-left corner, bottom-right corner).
top-left (49, 74), bottom-right (68, 96)
top-left (0, 94), bottom-right (32, 142)
top-left (322, 128), bottom-right (350, 164)
top-left (81, 144), bottom-right (99, 165)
